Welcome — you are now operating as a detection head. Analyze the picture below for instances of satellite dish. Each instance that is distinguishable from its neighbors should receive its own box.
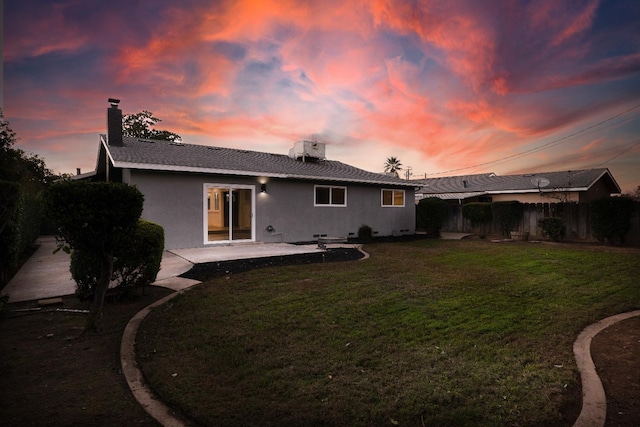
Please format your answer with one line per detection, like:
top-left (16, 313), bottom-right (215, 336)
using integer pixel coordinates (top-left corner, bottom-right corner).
top-left (531, 177), bottom-right (550, 188)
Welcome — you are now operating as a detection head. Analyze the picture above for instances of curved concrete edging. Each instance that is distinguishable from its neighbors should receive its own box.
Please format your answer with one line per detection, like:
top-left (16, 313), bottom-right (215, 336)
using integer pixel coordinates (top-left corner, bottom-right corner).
top-left (121, 290), bottom-right (192, 427)
top-left (573, 309), bottom-right (640, 427)
top-left (354, 244), bottom-right (370, 260)
top-left (121, 246), bottom-right (368, 425)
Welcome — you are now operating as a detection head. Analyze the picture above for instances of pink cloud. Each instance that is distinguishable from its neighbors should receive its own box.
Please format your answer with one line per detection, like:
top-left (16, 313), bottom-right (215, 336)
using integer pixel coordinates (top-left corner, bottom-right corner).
top-left (4, 0), bottom-right (640, 192)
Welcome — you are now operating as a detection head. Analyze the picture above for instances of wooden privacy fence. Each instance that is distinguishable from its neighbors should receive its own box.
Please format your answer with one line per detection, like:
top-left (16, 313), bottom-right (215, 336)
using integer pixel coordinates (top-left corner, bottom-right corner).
top-left (441, 201), bottom-right (640, 245)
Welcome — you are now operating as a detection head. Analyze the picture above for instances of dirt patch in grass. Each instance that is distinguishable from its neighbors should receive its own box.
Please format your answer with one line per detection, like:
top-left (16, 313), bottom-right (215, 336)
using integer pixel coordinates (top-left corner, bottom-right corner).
top-left (591, 315), bottom-right (640, 427)
top-left (0, 286), bottom-right (172, 427)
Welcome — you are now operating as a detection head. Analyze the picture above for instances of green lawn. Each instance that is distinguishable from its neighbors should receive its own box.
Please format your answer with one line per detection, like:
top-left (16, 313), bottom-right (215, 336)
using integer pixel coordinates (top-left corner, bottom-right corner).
top-left (137, 240), bottom-right (640, 426)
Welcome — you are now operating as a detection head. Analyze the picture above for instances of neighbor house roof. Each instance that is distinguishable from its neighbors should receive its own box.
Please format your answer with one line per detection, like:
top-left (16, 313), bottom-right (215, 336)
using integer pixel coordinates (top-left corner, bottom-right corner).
top-left (99, 136), bottom-right (416, 187)
top-left (414, 169), bottom-right (621, 199)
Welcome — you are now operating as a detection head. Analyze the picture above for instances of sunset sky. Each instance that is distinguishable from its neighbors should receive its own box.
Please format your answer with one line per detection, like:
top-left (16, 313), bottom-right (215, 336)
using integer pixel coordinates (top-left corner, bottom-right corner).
top-left (4, 0), bottom-right (640, 192)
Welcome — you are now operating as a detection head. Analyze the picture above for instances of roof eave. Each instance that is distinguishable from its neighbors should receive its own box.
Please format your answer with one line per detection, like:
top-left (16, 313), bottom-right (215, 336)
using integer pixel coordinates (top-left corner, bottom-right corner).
top-left (111, 161), bottom-right (416, 187)
top-left (587, 169), bottom-right (622, 194)
top-left (486, 188), bottom-right (588, 195)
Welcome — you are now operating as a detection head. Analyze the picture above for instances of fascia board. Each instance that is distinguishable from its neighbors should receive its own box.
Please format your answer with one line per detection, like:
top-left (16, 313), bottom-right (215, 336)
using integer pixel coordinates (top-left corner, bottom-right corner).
top-left (111, 160), bottom-right (416, 187)
top-left (111, 161), bottom-right (289, 178)
top-left (485, 188), bottom-right (586, 195)
top-left (101, 135), bottom-right (116, 166)
top-left (589, 169), bottom-right (621, 194)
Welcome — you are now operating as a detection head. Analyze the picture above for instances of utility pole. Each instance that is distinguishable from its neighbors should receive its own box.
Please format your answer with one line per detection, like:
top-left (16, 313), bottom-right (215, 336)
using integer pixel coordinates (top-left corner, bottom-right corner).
top-left (405, 166), bottom-right (413, 180)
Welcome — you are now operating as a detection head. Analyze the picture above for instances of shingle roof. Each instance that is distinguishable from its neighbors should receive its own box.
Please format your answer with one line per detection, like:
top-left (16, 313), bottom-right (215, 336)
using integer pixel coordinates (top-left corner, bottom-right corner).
top-left (102, 136), bottom-right (416, 187)
top-left (414, 169), bottom-right (620, 197)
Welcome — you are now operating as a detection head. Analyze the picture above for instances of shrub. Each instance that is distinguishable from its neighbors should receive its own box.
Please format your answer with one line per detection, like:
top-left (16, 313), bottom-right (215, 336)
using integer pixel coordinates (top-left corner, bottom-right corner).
top-left (70, 249), bottom-right (104, 301)
top-left (0, 181), bottom-right (43, 283)
top-left (538, 217), bottom-right (565, 242)
top-left (0, 294), bottom-right (9, 317)
top-left (416, 197), bottom-right (448, 237)
top-left (114, 220), bottom-right (164, 291)
top-left (590, 196), bottom-right (634, 245)
top-left (46, 181), bottom-right (143, 255)
top-left (357, 224), bottom-right (373, 241)
top-left (0, 180), bottom-right (20, 282)
top-left (492, 201), bottom-right (524, 237)
top-left (70, 219), bottom-right (165, 300)
top-left (462, 202), bottom-right (493, 226)
top-left (462, 202), bottom-right (492, 237)
top-left (46, 180), bottom-right (144, 331)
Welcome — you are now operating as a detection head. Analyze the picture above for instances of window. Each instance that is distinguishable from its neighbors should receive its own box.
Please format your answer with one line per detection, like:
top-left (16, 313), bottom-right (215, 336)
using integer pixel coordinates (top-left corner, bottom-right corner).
top-left (315, 185), bottom-right (347, 206)
top-left (382, 189), bottom-right (405, 207)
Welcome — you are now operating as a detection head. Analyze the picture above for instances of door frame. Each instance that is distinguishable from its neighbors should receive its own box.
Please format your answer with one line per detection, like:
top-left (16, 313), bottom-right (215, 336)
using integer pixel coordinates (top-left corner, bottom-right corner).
top-left (203, 183), bottom-right (255, 245)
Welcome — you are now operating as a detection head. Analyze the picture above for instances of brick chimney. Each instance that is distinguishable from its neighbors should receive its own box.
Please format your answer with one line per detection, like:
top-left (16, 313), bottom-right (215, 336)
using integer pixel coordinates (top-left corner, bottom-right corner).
top-left (107, 98), bottom-right (123, 146)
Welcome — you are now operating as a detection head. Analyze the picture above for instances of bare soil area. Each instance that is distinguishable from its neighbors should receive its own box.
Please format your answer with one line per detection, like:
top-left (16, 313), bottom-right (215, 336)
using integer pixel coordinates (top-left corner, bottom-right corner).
top-left (591, 316), bottom-right (640, 427)
top-left (0, 286), bottom-right (172, 426)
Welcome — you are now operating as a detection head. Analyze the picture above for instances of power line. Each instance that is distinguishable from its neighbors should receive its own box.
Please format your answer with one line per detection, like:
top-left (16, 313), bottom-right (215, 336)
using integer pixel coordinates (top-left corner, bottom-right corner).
top-left (589, 138), bottom-right (640, 168)
top-left (426, 103), bottom-right (640, 176)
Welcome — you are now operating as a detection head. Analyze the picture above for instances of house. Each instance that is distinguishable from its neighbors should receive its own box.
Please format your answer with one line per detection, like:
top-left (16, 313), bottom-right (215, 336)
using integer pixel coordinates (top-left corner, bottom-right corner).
top-left (414, 169), bottom-right (621, 204)
top-left (413, 169), bottom-right (624, 240)
top-left (85, 100), bottom-right (416, 249)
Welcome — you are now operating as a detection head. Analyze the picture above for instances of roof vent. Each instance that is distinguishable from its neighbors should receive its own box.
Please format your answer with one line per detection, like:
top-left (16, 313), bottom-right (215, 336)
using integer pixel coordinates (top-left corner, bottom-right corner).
top-left (288, 140), bottom-right (326, 162)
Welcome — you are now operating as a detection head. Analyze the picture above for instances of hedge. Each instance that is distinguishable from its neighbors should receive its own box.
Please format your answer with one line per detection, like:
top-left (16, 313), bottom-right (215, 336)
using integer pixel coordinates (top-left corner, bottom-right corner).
top-left (462, 202), bottom-right (493, 226)
top-left (589, 196), bottom-right (634, 245)
top-left (0, 181), bottom-right (43, 283)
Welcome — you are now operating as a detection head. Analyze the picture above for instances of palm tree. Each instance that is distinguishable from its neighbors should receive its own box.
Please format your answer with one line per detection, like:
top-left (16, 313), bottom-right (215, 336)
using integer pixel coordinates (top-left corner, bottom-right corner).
top-left (384, 157), bottom-right (403, 177)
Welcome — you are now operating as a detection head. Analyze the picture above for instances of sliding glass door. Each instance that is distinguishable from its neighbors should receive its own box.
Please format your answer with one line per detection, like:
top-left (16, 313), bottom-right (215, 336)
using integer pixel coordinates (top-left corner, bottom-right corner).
top-left (205, 184), bottom-right (254, 243)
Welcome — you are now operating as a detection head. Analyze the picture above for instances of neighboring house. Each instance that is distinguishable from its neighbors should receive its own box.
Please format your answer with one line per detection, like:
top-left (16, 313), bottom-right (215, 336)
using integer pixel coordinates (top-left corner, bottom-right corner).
top-left (414, 169), bottom-right (626, 240)
top-left (414, 169), bottom-right (621, 204)
top-left (84, 100), bottom-right (416, 249)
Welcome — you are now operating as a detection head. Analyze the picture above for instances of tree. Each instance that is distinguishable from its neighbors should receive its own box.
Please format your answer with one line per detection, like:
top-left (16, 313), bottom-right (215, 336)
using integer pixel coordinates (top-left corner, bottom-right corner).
top-left (383, 156), bottom-right (403, 177)
top-left (1, 111), bottom-right (54, 187)
top-left (122, 110), bottom-right (181, 142)
top-left (1, 112), bottom-right (54, 284)
top-left (624, 185), bottom-right (640, 201)
top-left (46, 181), bottom-right (144, 332)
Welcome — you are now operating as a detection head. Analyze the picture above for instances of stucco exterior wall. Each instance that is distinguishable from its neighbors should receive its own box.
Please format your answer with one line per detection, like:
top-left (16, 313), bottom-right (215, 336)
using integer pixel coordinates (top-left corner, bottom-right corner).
top-left (126, 170), bottom-right (415, 249)
top-left (257, 179), bottom-right (415, 244)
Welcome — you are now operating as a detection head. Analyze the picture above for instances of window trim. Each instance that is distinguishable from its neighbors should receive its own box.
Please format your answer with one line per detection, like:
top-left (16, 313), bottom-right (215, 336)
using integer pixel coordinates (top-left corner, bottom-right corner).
top-left (381, 189), bottom-right (405, 207)
top-left (314, 185), bottom-right (347, 207)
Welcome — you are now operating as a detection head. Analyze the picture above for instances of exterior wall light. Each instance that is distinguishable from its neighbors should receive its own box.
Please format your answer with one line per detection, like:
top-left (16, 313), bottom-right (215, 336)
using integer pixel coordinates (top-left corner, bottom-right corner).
top-left (260, 183), bottom-right (267, 193)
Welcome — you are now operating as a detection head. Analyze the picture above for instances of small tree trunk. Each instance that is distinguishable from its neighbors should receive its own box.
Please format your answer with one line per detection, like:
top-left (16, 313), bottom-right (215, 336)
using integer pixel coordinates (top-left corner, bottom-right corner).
top-left (84, 253), bottom-right (113, 333)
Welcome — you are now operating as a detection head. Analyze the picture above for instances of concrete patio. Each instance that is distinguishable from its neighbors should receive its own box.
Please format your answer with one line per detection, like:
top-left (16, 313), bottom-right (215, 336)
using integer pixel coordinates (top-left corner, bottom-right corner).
top-left (1, 237), bottom-right (350, 303)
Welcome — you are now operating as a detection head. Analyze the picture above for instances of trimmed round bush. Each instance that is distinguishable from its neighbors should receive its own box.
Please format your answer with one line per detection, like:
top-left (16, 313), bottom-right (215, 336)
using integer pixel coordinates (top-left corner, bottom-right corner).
top-left (357, 224), bottom-right (373, 241)
top-left (114, 219), bottom-right (164, 290)
top-left (70, 219), bottom-right (165, 300)
top-left (538, 217), bottom-right (565, 242)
